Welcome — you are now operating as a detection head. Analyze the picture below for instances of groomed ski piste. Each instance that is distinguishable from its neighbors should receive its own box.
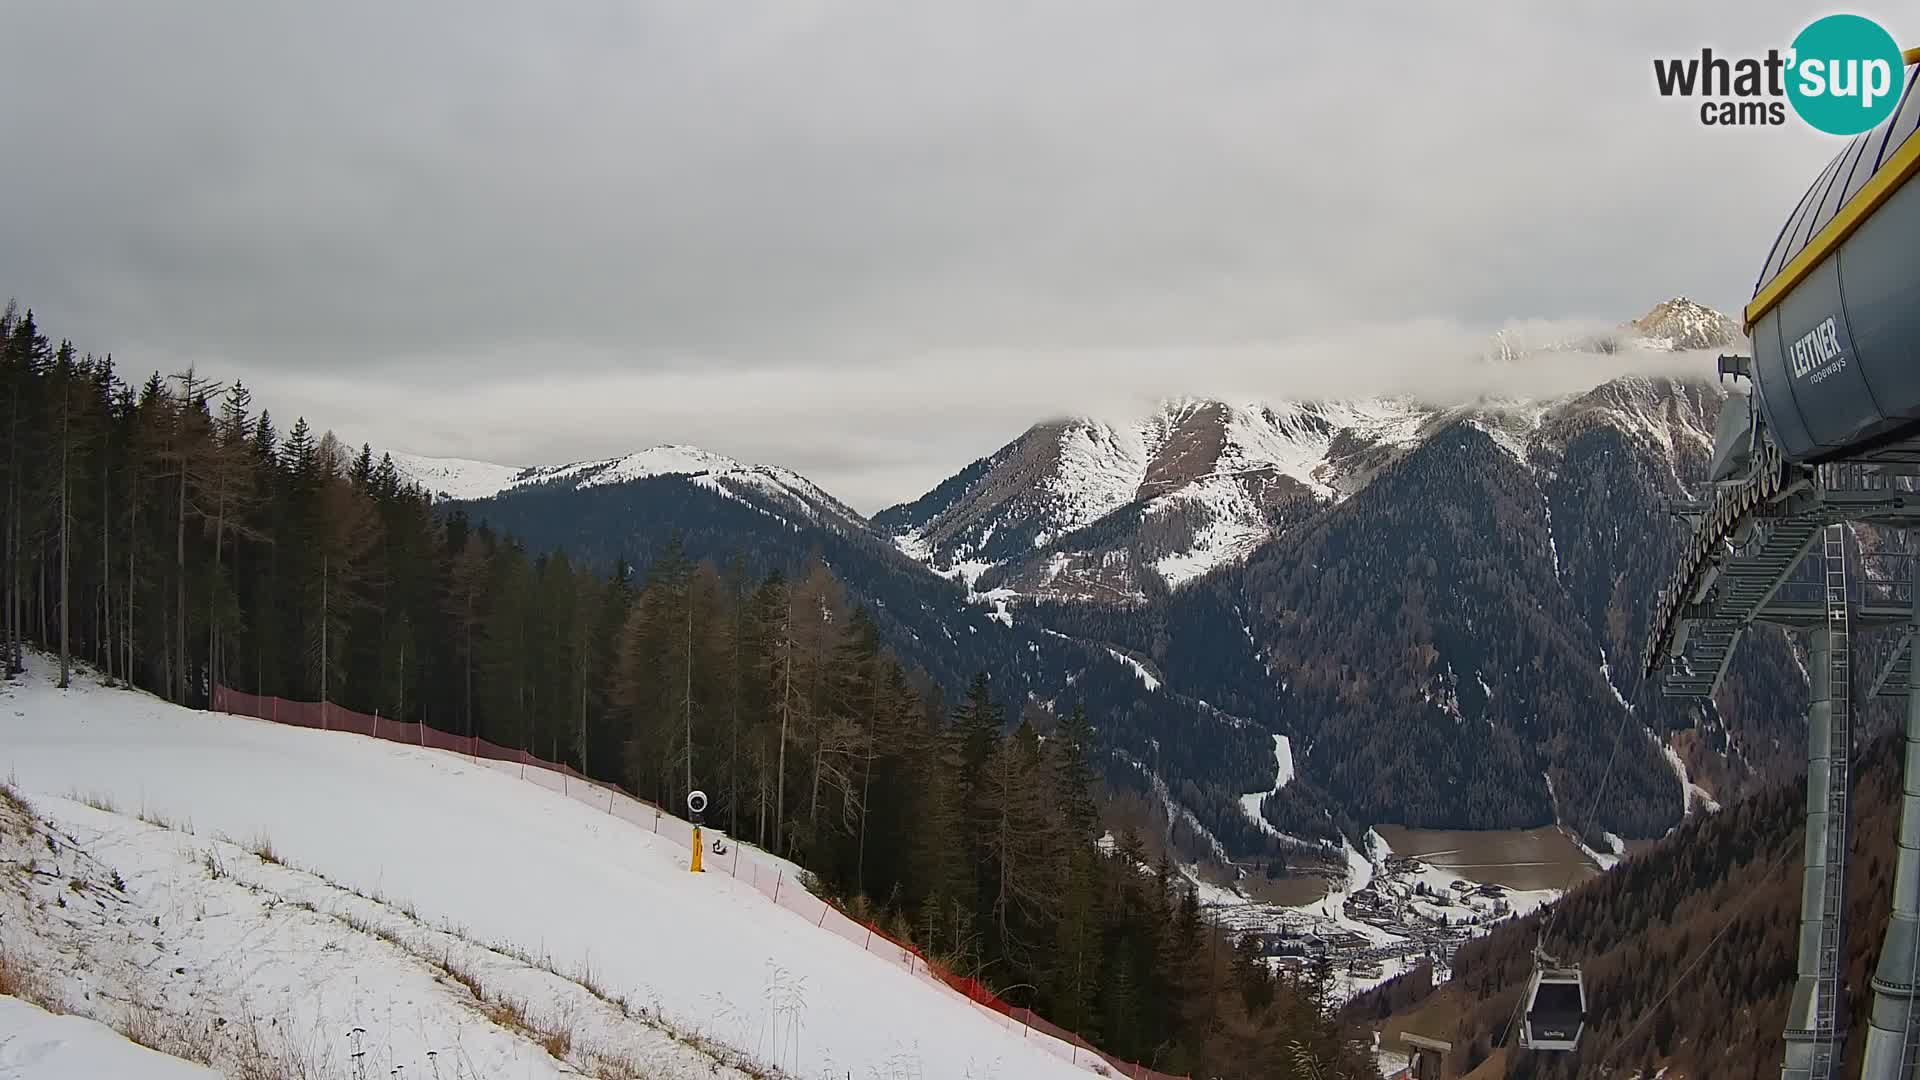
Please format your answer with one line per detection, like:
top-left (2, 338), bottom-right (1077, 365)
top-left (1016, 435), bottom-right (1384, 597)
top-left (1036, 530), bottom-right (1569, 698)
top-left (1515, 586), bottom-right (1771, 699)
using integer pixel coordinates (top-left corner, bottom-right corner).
top-left (0, 656), bottom-right (1112, 1080)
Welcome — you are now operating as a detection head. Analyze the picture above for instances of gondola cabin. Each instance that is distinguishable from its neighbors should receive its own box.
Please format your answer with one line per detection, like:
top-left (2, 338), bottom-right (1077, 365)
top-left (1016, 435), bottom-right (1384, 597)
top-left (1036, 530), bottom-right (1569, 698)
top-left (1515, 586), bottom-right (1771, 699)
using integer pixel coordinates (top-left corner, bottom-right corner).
top-left (1520, 966), bottom-right (1585, 1051)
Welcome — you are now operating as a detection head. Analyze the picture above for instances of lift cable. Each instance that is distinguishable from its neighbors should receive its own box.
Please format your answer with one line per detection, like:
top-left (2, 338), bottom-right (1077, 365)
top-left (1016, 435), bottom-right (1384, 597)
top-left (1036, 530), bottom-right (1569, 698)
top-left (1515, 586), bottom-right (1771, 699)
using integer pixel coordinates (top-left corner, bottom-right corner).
top-left (1597, 844), bottom-right (1795, 1068)
top-left (1497, 669), bottom-right (1641, 1050)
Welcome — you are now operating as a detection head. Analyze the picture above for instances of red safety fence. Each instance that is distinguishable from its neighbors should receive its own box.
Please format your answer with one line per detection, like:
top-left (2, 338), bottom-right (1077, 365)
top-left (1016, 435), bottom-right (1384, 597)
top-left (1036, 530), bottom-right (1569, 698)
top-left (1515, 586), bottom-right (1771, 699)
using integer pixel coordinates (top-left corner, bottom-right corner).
top-left (211, 686), bottom-right (1187, 1080)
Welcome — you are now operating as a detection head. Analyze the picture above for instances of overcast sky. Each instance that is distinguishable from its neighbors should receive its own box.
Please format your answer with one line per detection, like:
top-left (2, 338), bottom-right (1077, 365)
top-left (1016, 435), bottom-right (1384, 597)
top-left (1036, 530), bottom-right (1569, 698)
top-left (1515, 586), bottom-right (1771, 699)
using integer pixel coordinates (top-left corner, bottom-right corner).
top-left (1, 2), bottom-right (1891, 511)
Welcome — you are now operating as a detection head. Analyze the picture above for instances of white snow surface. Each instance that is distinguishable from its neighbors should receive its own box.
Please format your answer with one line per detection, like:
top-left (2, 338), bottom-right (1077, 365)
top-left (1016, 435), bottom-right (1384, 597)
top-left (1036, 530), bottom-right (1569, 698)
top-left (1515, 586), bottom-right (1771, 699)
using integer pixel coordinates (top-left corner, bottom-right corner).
top-left (909, 397), bottom-right (1438, 591)
top-left (1042, 419), bottom-right (1154, 547)
top-left (0, 997), bottom-right (219, 1080)
top-left (524, 444), bottom-right (752, 491)
top-left (1568, 830), bottom-right (1623, 873)
top-left (0, 661), bottom-right (1107, 1080)
top-left (1126, 400), bottom-right (1433, 581)
top-left (1659, 739), bottom-right (1720, 817)
top-left (1106, 648), bottom-right (1161, 692)
top-left (1237, 735), bottom-right (1294, 839)
top-left (1600, 650), bottom-right (1634, 712)
top-left (1303, 836), bottom-right (1398, 947)
top-left (2, 789), bottom-right (752, 1080)
top-left (391, 445), bottom-right (860, 529)
top-left (385, 452), bottom-right (530, 502)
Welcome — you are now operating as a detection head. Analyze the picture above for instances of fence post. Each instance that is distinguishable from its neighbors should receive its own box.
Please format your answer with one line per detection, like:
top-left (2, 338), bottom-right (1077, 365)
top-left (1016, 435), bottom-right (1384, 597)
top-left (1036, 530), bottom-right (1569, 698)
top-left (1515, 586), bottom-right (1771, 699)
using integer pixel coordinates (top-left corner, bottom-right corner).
top-left (774, 870), bottom-right (782, 902)
top-left (374, 709), bottom-right (380, 740)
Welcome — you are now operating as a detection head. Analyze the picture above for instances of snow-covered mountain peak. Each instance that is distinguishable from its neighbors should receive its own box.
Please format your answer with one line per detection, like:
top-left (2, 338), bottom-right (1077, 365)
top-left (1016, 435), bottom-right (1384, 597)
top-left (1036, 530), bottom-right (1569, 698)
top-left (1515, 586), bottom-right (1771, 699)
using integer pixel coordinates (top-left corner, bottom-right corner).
top-left (384, 452), bottom-right (532, 502)
top-left (883, 337), bottom-right (1733, 603)
top-left (1629, 297), bottom-right (1742, 351)
top-left (876, 396), bottom-right (1443, 599)
top-left (519, 444), bottom-right (751, 490)
top-left (389, 444), bottom-right (864, 533)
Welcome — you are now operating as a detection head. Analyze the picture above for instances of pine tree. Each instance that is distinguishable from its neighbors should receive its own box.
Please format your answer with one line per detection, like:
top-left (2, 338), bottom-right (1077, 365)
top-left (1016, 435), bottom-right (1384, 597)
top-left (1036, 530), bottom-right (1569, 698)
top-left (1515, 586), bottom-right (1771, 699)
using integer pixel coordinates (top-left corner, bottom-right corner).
top-left (1053, 703), bottom-right (1100, 843)
top-left (48, 342), bottom-right (95, 687)
top-left (201, 381), bottom-right (262, 696)
top-left (976, 717), bottom-right (1063, 975)
top-left (308, 433), bottom-right (378, 712)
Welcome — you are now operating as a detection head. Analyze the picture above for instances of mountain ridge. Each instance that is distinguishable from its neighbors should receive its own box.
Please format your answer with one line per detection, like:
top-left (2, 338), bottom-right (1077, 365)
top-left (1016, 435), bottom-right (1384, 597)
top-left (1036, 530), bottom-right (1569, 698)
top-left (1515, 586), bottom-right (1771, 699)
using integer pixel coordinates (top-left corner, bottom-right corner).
top-left (397, 298), bottom-right (1793, 867)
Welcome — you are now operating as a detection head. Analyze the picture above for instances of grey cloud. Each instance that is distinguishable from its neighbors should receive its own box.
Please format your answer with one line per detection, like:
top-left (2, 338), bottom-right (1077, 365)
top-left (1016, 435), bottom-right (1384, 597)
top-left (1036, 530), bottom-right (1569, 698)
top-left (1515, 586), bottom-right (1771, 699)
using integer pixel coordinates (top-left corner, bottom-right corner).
top-left (0, 1), bottom-right (1888, 509)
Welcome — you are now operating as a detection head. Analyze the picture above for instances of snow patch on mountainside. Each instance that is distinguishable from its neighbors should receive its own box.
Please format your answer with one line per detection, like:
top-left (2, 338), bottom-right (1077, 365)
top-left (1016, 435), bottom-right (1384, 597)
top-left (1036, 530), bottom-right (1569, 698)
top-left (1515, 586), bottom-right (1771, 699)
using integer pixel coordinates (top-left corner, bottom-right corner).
top-left (393, 445), bottom-right (865, 533)
top-left (894, 397), bottom-right (1441, 596)
top-left (1151, 477), bottom-right (1272, 587)
top-left (1237, 735), bottom-right (1295, 839)
top-left (386, 451), bottom-right (530, 502)
top-left (1564, 825), bottom-right (1625, 872)
top-left (1042, 420), bottom-right (1154, 546)
top-left (527, 444), bottom-right (745, 489)
top-left (1659, 735), bottom-right (1699, 818)
top-left (1229, 399), bottom-right (1429, 498)
top-left (1456, 398), bottom-right (1552, 462)
top-left (1601, 650), bottom-right (1633, 712)
top-left (1107, 648), bottom-right (1161, 691)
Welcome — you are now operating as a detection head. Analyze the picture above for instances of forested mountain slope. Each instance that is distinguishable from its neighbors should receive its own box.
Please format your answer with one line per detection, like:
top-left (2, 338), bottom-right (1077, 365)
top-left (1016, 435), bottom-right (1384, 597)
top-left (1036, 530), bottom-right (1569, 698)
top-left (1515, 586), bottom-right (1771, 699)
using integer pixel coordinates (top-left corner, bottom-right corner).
top-left (1030, 375), bottom-right (1812, 844)
top-left (1348, 731), bottom-right (1910, 1079)
top-left (432, 302), bottom-right (1814, 854)
top-left (440, 467), bottom-right (1294, 861)
top-left (0, 304), bottom-right (1365, 1079)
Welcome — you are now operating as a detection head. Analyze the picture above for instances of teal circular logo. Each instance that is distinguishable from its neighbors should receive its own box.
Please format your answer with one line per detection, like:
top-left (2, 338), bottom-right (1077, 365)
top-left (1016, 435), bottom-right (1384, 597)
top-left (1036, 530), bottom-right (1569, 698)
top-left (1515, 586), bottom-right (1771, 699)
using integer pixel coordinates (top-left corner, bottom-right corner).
top-left (1787, 15), bottom-right (1905, 135)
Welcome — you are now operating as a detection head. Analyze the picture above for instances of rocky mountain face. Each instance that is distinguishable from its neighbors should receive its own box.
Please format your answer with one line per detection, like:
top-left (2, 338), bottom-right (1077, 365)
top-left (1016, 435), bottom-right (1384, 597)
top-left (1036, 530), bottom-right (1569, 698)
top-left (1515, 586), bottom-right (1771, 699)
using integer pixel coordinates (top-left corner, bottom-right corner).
top-left (874, 400), bottom-right (1439, 602)
top-left (1629, 294), bottom-right (1743, 351)
top-left (1030, 369), bottom-right (1810, 848)
top-left (875, 302), bottom-right (1748, 607)
top-left (404, 299), bottom-right (1812, 878)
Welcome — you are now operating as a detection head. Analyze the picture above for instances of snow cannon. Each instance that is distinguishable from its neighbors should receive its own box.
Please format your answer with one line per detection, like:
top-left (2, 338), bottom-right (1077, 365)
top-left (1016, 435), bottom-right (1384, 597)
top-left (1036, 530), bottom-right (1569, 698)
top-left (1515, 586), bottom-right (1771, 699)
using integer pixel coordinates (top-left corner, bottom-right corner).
top-left (1746, 51), bottom-right (1920, 466)
top-left (687, 790), bottom-right (708, 873)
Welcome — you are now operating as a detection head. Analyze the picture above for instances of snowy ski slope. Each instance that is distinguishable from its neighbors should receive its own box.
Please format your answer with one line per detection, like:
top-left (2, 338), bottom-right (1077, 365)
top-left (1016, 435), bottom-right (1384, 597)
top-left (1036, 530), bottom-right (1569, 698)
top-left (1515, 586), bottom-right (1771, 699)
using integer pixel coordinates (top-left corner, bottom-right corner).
top-left (0, 663), bottom-right (1101, 1080)
top-left (0, 997), bottom-right (220, 1079)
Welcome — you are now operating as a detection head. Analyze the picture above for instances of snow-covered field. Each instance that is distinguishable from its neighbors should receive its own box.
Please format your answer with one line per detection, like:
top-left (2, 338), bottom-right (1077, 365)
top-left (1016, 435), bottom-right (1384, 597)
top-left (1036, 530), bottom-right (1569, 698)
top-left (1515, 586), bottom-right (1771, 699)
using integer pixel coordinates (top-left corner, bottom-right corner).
top-left (0, 658), bottom-right (1105, 1080)
top-left (0, 783), bottom-right (766, 1080)
top-left (0, 997), bottom-right (219, 1079)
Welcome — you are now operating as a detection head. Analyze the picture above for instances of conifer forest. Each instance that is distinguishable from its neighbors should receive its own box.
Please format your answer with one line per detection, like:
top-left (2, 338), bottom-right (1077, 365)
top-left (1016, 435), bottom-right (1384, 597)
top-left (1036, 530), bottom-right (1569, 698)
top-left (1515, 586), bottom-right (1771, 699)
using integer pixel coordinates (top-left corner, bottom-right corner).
top-left (0, 303), bottom-right (1368, 1077)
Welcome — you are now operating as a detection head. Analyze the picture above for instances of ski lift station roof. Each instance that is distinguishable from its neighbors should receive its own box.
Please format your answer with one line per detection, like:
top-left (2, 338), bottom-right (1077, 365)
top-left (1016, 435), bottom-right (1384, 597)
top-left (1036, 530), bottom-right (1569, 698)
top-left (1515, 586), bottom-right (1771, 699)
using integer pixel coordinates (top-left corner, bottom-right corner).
top-left (1748, 51), bottom-right (1920, 465)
